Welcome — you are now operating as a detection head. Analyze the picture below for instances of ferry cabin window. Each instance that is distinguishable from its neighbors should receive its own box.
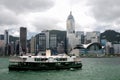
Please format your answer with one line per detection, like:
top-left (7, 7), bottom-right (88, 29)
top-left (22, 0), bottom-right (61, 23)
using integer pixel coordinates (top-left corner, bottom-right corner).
top-left (56, 58), bottom-right (67, 61)
top-left (41, 58), bottom-right (48, 61)
top-left (23, 58), bottom-right (27, 61)
top-left (34, 58), bottom-right (41, 61)
top-left (34, 58), bottom-right (48, 61)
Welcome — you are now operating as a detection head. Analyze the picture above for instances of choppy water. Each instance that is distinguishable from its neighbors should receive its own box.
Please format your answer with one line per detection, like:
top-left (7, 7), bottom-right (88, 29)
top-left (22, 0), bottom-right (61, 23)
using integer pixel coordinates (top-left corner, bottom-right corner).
top-left (0, 57), bottom-right (120, 80)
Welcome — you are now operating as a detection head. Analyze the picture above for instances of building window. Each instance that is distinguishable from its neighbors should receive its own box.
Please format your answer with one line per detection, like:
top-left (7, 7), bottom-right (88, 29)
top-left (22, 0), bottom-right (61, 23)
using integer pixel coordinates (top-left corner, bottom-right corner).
top-left (50, 34), bottom-right (57, 48)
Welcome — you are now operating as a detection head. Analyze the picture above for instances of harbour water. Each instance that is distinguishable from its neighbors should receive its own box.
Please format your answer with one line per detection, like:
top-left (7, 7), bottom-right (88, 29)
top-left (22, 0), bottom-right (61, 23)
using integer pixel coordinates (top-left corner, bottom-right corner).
top-left (0, 57), bottom-right (120, 80)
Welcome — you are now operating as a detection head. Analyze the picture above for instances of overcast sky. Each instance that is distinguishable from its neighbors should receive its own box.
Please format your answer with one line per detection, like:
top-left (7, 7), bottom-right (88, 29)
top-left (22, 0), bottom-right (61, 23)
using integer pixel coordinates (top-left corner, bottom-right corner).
top-left (0, 0), bottom-right (120, 38)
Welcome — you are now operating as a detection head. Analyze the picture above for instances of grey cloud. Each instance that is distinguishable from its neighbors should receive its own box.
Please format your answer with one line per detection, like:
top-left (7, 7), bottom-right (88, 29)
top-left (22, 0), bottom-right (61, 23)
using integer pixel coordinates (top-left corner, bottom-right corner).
top-left (93, 25), bottom-right (111, 32)
top-left (0, 7), bottom-right (19, 25)
top-left (75, 23), bottom-right (83, 31)
top-left (92, 23), bottom-right (120, 33)
top-left (32, 17), bottom-right (62, 31)
top-left (68, 0), bottom-right (86, 5)
top-left (88, 0), bottom-right (120, 23)
top-left (0, 0), bottom-right (54, 13)
top-left (0, 0), bottom-right (54, 35)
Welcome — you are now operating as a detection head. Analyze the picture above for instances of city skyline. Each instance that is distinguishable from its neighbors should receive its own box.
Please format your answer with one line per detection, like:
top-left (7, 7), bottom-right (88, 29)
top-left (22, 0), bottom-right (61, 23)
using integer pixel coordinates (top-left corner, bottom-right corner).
top-left (0, 0), bottom-right (120, 39)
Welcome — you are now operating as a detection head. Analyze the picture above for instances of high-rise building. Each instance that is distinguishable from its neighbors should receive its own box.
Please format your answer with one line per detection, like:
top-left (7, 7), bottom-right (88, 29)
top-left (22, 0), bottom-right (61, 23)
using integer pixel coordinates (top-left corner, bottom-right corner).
top-left (42, 30), bottom-right (66, 50)
top-left (66, 12), bottom-right (79, 53)
top-left (85, 31), bottom-right (100, 44)
top-left (35, 32), bottom-right (47, 55)
top-left (66, 11), bottom-right (75, 34)
top-left (76, 31), bottom-right (84, 44)
top-left (0, 34), bottom-right (5, 55)
top-left (33, 30), bottom-right (66, 55)
top-left (30, 36), bottom-right (35, 53)
top-left (0, 35), bottom-right (4, 40)
top-left (39, 33), bottom-right (46, 51)
top-left (20, 27), bottom-right (27, 54)
top-left (49, 34), bottom-right (57, 48)
top-left (0, 40), bottom-right (5, 55)
top-left (42, 30), bottom-right (50, 49)
top-left (4, 30), bottom-right (9, 55)
top-left (4, 30), bottom-right (9, 45)
top-left (15, 40), bottom-right (19, 55)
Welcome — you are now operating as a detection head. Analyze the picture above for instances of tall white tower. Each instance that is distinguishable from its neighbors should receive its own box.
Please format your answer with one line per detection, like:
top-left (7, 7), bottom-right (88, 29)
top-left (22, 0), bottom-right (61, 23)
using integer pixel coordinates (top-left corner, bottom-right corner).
top-left (66, 11), bottom-right (75, 34)
top-left (66, 11), bottom-right (77, 53)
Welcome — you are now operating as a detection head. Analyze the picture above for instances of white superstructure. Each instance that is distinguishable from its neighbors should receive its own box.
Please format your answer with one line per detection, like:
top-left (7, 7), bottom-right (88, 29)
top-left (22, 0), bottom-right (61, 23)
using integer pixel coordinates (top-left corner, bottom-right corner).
top-left (9, 50), bottom-right (81, 63)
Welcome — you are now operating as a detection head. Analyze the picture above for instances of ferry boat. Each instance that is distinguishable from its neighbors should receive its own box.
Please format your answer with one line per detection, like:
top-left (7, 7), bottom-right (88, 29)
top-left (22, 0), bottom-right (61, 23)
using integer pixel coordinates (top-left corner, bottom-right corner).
top-left (8, 50), bottom-right (82, 71)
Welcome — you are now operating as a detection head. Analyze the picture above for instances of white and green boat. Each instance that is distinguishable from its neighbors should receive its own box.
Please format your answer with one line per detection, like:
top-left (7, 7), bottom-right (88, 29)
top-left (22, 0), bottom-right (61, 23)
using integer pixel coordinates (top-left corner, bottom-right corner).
top-left (8, 50), bottom-right (82, 71)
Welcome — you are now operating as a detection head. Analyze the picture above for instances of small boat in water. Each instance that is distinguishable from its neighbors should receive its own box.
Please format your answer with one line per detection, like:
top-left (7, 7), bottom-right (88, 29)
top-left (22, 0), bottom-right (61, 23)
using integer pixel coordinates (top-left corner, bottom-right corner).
top-left (8, 50), bottom-right (82, 71)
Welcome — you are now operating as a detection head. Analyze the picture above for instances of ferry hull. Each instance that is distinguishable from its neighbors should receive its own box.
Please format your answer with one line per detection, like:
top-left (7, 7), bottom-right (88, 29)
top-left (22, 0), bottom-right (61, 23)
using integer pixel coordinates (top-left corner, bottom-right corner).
top-left (9, 62), bottom-right (82, 71)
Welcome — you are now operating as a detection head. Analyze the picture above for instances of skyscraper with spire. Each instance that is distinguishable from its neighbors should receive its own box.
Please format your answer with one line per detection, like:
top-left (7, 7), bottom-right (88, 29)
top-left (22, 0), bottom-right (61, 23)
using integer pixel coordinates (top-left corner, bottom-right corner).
top-left (66, 11), bottom-right (79, 54)
top-left (66, 11), bottom-right (75, 34)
